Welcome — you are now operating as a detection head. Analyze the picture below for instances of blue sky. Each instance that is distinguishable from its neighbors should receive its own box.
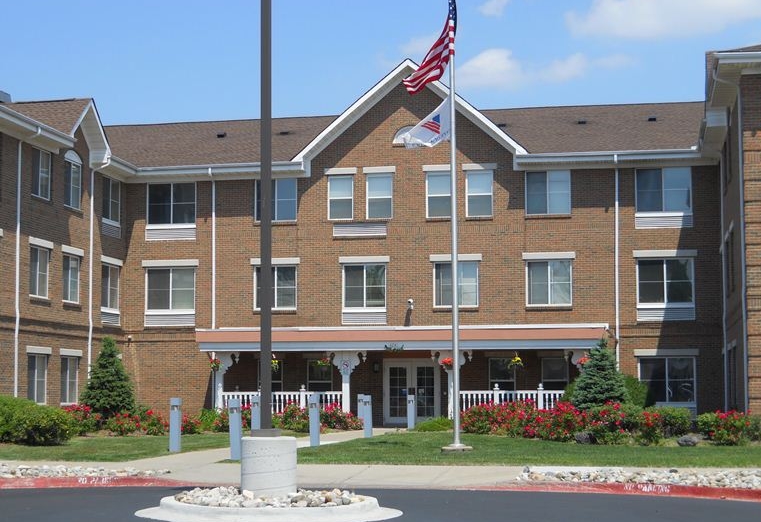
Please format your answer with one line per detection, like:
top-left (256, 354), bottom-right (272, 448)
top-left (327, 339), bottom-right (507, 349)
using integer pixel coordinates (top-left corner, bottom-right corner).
top-left (2, 0), bottom-right (761, 125)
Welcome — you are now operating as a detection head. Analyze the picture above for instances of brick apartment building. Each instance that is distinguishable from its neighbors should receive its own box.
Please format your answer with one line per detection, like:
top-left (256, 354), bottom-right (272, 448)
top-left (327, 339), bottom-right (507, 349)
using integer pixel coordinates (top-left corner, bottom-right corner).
top-left (0, 44), bottom-right (758, 425)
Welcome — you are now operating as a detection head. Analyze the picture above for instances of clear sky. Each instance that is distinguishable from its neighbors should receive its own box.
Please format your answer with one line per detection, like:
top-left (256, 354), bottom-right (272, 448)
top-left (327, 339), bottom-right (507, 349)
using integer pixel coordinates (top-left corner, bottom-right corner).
top-left (2, 0), bottom-right (760, 126)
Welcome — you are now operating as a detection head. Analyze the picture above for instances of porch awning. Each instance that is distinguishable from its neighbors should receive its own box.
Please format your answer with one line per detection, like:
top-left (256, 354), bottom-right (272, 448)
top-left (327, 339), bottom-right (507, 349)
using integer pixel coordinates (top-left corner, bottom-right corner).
top-left (196, 323), bottom-right (609, 353)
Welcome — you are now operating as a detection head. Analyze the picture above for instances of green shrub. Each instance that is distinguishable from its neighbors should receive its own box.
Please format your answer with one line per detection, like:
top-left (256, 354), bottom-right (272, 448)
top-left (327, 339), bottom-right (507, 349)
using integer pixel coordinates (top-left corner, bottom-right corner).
top-left (650, 406), bottom-right (692, 437)
top-left (105, 412), bottom-right (140, 436)
top-left (6, 404), bottom-right (76, 445)
top-left (412, 416), bottom-right (453, 432)
top-left (623, 375), bottom-right (653, 408)
top-left (61, 404), bottom-right (102, 435)
top-left (571, 339), bottom-right (629, 411)
top-left (748, 415), bottom-right (761, 441)
top-left (697, 410), bottom-right (752, 445)
top-left (80, 337), bottom-right (135, 418)
top-left (198, 409), bottom-right (219, 431)
top-left (0, 396), bottom-right (35, 442)
top-left (635, 410), bottom-right (663, 446)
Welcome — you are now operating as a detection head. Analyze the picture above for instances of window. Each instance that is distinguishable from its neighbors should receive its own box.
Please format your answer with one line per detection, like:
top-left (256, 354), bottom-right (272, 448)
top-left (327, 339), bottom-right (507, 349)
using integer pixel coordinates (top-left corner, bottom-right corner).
top-left (27, 354), bottom-right (47, 404)
top-left (527, 260), bottom-right (572, 306)
top-left (488, 358), bottom-right (515, 391)
top-left (466, 171), bottom-right (492, 217)
top-left (255, 178), bottom-right (297, 221)
top-left (637, 259), bottom-right (694, 305)
top-left (255, 266), bottom-right (297, 310)
top-left (343, 264), bottom-right (386, 309)
top-left (30, 246), bottom-right (50, 298)
top-left (63, 255), bottom-right (80, 303)
top-left (147, 183), bottom-right (196, 224)
top-left (328, 175), bottom-right (353, 220)
top-left (541, 357), bottom-right (569, 390)
top-left (636, 167), bottom-right (691, 213)
top-left (307, 361), bottom-right (333, 392)
top-left (724, 229), bottom-right (736, 294)
top-left (525, 170), bottom-right (570, 215)
top-left (146, 268), bottom-right (195, 311)
top-left (426, 172), bottom-right (450, 218)
top-left (366, 173), bottom-right (392, 219)
top-left (639, 357), bottom-right (695, 404)
top-left (32, 148), bottom-right (51, 200)
top-left (102, 177), bottom-right (121, 223)
top-left (101, 264), bottom-right (120, 310)
top-left (434, 262), bottom-right (479, 307)
top-left (60, 356), bottom-right (79, 404)
top-left (64, 152), bottom-right (82, 210)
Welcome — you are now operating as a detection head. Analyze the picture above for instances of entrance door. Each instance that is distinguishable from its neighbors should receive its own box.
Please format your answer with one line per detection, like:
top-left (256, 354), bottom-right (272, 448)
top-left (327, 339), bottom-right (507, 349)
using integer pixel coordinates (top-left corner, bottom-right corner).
top-left (383, 359), bottom-right (440, 425)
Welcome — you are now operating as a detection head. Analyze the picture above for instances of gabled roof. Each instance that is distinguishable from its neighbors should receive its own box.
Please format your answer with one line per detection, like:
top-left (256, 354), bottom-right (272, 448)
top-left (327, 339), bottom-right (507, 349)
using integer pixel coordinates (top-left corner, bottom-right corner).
top-left (105, 116), bottom-right (335, 169)
top-left (3, 98), bottom-right (110, 166)
top-left (483, 102), bottom-right (704, 154)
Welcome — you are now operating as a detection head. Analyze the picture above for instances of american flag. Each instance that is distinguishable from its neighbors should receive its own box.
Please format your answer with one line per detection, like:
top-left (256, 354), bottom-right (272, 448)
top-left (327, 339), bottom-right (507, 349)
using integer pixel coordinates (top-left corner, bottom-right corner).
top-left (403, 0), bottom-right (457, 95)
top-left (422, 114), bottom-right (441, 134)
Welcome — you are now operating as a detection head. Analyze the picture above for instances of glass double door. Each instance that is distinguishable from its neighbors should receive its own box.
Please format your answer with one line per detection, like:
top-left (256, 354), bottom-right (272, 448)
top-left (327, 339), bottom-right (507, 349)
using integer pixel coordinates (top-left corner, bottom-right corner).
top-left (383, 359), bottom-right (440, 425)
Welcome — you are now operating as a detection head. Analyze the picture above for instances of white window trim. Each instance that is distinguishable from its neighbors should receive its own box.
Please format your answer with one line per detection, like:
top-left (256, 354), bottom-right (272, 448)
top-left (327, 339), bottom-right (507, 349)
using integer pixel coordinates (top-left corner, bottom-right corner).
top-left (254, 178), bottom-right (298, 222)
top-left (33, 148), bottom-right (51, 200)
top-left (465, 170), bottom-right (494, 218)
top-left (102, 177), bottom-right (121, 226)
top-left (26, 346), bottom-right (53, 355)
top-left (633, 249), bottom-right (697, 258)
top-left (339, 255), bottom-right (390, 264)
top-left (62, 253), bottom-right (81, 304)
top-left (144, 267), bottom-right (196, 314)
top-left (426, 170), bottom-right (451, 219)
top-left (60, 354), bottom-right (79, 405)
top-left (101, 255), bottom-right (123, 267)
top-left (634, 166), bottom-right (693, 214)
top-left (429, 253), bottom-right (483, 262)
top-left (62, 244), bottom-right (84, 257)
top-left (525, 170), bottom-right (571, 216)
top-left (64, 150), bottom-right (83, 211)
top-left (101, 262), bottom-right (121, 313)
top-left (432, 260), bottom-right (480, 309)
top-left (522, 252), bottom-right (576, 261)
top-left (146, 182), bottom-right (197, 226)
top-left (61, 348), bottom-right (83, 357)
top-left (29, 237), bottom-right (54, 250)
top-left (327, 173), bottom-right (354, 221)
top-left (637, 355), bottom-right (697, 408)
top-left (525, 258), bottom-right (573, 307)
top-left (29, 244), bottom-right (50, 299)
top-left (635, 257), bottom-right (696, 308)
top-left (341, 263), bottom-right (387, 311)
top-left (251, 257), bottom-right (301, 266)
top-left (364, 172), bottom-right (393, 220)
top-left (253, 265), bottom-right (298, 311)
top-left (142, 259), bottom-right (199, 268)
top-left (634, 348), bottom-right (699, 357)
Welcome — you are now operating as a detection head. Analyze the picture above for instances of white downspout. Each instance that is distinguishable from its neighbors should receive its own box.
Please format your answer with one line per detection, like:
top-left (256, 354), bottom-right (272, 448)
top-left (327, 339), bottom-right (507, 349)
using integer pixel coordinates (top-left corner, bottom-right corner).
top-left (209, 167), bottom-right (217, 407)
top-left (614, 154), bottom-right (620, 368)
top-left (713, 70), bottom-right (749, 412)
top-left (88, 157), bottom-right (111, 375)
top-left (718, 118), bottom-right (729, 411)
top-left (14, 127), bottom-right (41, 397)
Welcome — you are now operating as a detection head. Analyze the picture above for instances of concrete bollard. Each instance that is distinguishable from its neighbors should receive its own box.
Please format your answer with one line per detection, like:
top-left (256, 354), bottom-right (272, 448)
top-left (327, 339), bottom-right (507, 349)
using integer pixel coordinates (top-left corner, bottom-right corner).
top-left (360, 394), bottom-right (373, 438)
top-left (228, 398), bottom-right (242, 461)
top-left (240, 436), bottom-right (297, 498)
top-left (308, 392), bottom-right (320, 447)
top-left (169, 398), bottom-right (182, 453)
top-left (407, 391), bottom-right (416, 430)
top-left (250, 394), bottom-right (261, 432)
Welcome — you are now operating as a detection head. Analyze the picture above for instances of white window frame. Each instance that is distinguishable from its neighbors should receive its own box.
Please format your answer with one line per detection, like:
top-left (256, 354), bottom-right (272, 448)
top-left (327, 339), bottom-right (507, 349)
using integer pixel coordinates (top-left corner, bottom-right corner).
top-left (30, 243), bottom-right (51, 299)
top-left (27, 352), bottom-right (48, 404)
top-left (465, 170), bottom-right (493, 218)
top-left (635, 253), bottom-right (695, 309)
top-left (523, 252), bottom-right (574, 307)
top-left (145, 267), bottom-right (196, 313)
top-left (60, 355), bottom-right (79, 405)
top-left (102, 176), bottom-right (121, 225)
top-left (365, 171), bottom-right (393, 220)
top-left (635, 167), bottom-right (692, 214)
top-left (255, 178), bottom-right (298, 222)
top-left (432, 260), bottom-right (480, 308)
top-left (426, 170), bottom-right (451, 218)
top-left (328, 174), bottom-right (354, 220)
top-left (146, 182), bottom-right (196, 226)
top-left (525, 170), bottom-right (571, 216)
top-left (64, 151), bottom-right (82, 210)
top-left (33, 148), bottom-right (51, 200)
top-left (62, 253), bottom-right (80, 304)
top-left (342, 263), bottom-right (386, 311)
top-left (254, 265), bottom-right (297, 311)
top-left (101, 261), bottom-right (120, 312)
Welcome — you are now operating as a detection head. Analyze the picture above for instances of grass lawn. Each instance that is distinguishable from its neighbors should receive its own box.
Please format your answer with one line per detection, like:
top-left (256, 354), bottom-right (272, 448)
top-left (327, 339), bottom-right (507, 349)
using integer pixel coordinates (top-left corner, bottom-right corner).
top-left (296, 432), bottom-right (761, 468)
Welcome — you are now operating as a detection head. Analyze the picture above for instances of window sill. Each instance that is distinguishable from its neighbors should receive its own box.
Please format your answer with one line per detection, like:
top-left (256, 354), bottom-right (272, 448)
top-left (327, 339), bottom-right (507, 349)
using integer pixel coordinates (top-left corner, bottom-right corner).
top-left (63, 301), bottom-right (82, 309)
top-left (254, 220), bottom-right (298, 226)
top-left (254, 308), bottom-right (297, 314)
top-left (426, 216), bottom-right (451, 222)
top-left (524, 213), bottom-right (571, 220)
top-left (526, 305), bottom-right (572, 310)
top-left (31, 194), bottom-right (51, 203)
top-left (465, 215), bottom-right (493, 221)
top-left (64, 205), bottom-right (83, 214)
top-left (30, 295), bottom-right (51, 305)
top-left (434, 306), bottom-right (479, 312)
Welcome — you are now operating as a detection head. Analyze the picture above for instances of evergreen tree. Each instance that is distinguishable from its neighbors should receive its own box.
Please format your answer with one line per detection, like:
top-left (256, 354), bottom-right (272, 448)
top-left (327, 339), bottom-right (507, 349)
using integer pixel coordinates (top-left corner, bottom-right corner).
top-left (571, 338), bottom-right (629, 411)
top-left (80, 337), bottom-right (135, 418)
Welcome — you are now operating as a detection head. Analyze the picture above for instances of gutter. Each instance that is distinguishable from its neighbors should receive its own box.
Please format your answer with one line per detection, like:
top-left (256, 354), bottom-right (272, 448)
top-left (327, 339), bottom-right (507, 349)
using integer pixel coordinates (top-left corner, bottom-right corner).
top-left (14, 127), bottom-right (41, 396)
top-left (712, 69), bottom-right (749, 412)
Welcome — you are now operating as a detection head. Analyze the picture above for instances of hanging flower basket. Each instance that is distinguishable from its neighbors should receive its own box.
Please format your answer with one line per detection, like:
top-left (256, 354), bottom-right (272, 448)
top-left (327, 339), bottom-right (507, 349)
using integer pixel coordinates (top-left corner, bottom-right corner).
top-left (209, 357), bottom-right (221, 371)
top-left (507, 352), bottom-right (523, 370)
top-left (384, 343), bottom-right (405, 352)
top-left (312, 357), bottom-right (332, 367)
top-left (271, 358), bottom-right (280, 372)
top-left (440, 357), bottom-right (454, 369)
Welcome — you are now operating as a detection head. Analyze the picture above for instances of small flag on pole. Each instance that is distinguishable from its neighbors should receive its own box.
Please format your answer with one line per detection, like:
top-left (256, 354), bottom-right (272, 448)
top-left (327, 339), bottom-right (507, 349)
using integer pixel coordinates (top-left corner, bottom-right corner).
top-left (403, 0), bottom-right (457, 95)
top-left (399, 95), bottom-right (451, 148)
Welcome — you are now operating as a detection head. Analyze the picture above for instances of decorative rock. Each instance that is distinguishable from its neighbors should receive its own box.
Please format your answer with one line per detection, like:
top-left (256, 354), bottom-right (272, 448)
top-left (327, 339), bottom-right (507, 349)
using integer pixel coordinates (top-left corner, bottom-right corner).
top-left (574, 431), bottom-right (596, 445)
top-left (677, 435), bottom-right (700, 447)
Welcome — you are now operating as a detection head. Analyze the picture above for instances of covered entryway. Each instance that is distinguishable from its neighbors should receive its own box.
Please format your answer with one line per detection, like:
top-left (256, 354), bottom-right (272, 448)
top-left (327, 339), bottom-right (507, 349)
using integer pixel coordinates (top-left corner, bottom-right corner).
top-left (383, 358), bottom-right (440, 425)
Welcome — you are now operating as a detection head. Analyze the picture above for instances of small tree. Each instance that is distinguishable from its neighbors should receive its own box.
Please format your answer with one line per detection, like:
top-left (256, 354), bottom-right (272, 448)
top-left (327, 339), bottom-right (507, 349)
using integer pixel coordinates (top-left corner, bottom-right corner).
top-left (571, 338), bottom-right (628, 411)
top-left (80, 337), bottom-right (135, 418)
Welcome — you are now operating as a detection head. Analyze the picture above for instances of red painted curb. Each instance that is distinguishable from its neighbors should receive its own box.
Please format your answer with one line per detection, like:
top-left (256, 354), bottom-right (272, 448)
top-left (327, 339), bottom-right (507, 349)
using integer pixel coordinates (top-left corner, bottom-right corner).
top-left (0, 476), bottom-right (187, 489)
top-left (470, 481), bottom-right (761, 503)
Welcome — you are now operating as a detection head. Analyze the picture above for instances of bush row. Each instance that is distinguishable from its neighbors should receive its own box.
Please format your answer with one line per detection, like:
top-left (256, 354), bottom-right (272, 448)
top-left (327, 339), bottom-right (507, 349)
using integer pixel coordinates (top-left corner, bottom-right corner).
top-left (461, 400), bottom-right (759, 445)
top-left (0, 396), bottom-right (75, 446)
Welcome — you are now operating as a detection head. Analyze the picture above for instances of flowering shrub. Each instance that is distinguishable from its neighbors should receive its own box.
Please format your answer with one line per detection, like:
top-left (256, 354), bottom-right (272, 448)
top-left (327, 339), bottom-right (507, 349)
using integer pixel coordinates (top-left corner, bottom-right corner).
top-left (181, 413), bottom-right (202, 434)
top-left (524, 402), bottom-right (586, 442)
top-left (320, 402), bottom-right (363, 430)
top-left (697, 410), bottom-right (752, 445)
top-left (138, 408), bottom-right (168, 436)
top-left (461, 401), bottom-right (537, 436)
top-left (105, 412), bottom-right (141, 436)
top-left (587, 402), bottom-right (632, 445)
top-left (210, 404), bottom-right (252, 432)
top-left (274, 403), bottom-right (310, 432)
top-left (61, 404), bottom-right (102, 435)
top-left (635, 410), bottom-right (663, 446)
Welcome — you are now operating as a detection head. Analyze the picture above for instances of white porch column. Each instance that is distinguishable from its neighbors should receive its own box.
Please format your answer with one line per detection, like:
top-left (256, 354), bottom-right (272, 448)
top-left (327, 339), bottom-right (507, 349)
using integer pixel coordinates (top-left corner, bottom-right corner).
top-left (432, 350), bottom-right (471, 419)
top-left (332, 350), bottom-right (366, 412)
top-left (213, 351), bottom-right (239, 410)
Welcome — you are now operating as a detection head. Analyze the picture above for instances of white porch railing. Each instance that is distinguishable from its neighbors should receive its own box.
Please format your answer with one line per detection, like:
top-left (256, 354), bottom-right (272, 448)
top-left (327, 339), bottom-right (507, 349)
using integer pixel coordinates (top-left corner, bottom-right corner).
top-left (221, 386), bottom-right (343, 414)
top-left (460, 384), bottom-right (565, 411)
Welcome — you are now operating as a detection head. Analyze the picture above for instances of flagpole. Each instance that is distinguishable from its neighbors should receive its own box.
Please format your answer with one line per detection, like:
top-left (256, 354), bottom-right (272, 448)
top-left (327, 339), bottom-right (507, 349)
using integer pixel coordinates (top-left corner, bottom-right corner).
top-left (446, 45), bottom-right (466, 451)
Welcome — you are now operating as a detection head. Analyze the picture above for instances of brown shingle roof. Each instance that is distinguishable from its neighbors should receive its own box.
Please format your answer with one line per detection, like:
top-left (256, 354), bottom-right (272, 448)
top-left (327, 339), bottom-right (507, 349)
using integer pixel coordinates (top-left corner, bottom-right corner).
top-left (2, 98), bottom-right (91, 136)
top-left (104, 116), bottom-right (336, 167)
top-left (482, 102), bottom-right (704, 154)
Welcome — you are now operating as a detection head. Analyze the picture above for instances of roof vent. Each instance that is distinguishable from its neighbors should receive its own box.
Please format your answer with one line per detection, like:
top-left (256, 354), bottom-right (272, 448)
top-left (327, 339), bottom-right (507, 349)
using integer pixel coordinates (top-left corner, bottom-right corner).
top-left (278, 130), bottom-right (291, 136)
top-left (216, 132), bottom-right (227, 139)
top-left (577, 119), bottom-right (587, 125)
top-left (647, 116), bottom-right (657, 122)
top-left (496, 123), bottom-right (507, 128)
